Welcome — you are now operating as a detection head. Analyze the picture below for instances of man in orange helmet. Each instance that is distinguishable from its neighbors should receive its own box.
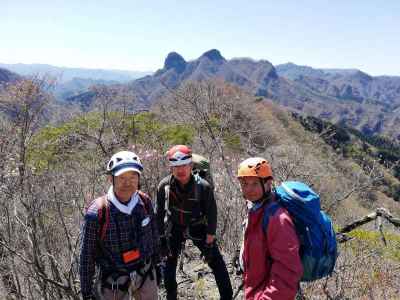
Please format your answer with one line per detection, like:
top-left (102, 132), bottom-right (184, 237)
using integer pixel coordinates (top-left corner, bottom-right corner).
top-left (156, 145), bottom-right (233, 300)
top-left (237, 157), bottom-right (303, 300)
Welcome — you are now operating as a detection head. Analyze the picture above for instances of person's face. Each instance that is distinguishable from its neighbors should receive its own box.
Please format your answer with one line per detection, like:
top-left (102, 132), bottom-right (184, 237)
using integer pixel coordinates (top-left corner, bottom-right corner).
top-left (111, 171), bottom-right (139, 201)
top-left (172, 163), bottom-right (192, 185)
top-left (239, 176), bottom-right (272, 202)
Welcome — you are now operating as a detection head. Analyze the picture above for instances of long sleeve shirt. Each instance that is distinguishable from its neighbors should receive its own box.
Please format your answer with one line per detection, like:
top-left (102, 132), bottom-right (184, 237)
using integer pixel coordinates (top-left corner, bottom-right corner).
top-left (79, 192), bottom-right (159, 298)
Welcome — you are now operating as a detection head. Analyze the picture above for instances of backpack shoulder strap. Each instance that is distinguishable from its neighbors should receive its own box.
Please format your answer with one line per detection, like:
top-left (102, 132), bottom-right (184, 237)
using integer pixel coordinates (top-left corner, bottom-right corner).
top-left (193, 173), bottom-right (203, 203)
top-left (164, 175), bottom-right (172, 224)
top-left (262, 202), bottom-right (281, 233)
top-left (138, 190), bottom-right (152, 214)
top-left (95, 195), bottom-right (109, 241)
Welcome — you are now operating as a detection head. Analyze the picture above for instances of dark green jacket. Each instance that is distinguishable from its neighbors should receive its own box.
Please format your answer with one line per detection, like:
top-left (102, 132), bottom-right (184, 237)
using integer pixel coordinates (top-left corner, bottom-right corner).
top-left (156, 174), bottom-right (217, 237)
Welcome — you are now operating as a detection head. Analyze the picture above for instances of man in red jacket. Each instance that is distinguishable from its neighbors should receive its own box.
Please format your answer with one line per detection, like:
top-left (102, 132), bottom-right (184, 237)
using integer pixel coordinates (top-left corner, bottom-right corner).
top-left (237, 157), bottom-right (303, 300)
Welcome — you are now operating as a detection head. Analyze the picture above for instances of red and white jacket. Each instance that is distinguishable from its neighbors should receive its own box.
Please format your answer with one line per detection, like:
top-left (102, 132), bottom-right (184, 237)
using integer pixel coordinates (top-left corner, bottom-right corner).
top-left (242, 200), bottom-right (303, 300)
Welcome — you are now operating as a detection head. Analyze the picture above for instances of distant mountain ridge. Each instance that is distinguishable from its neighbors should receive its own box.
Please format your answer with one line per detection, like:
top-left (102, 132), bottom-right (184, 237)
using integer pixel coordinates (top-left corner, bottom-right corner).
top-left (34, 51), bottom-right (400, 140)
top-left (0, 63), bottom-right (151, 82)
top-left (276, 62), bottom-right (363, 80)
top-left (276, 63), bottom-right (400, 106)
top-left (0, 63), bottom-right (152, 100)
top-left (123, 49), bottom-right (282, 105)
top-left (53, 77), bottom-right (121, 101)
top-left (0, 67), bottom-right (20, 85)
top-left (276, 63), bottom-right (400, 138)
top-left (124, 50), bottom-right (399, 139)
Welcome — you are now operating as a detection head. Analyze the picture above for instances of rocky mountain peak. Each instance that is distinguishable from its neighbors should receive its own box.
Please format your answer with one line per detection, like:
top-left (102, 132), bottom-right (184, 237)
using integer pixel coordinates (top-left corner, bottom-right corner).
top-left (163, 52), bottom-right (187, 73)
top-left (200, 49), bottom-right (225, 62)
top-left (351, 70), bottom-right (373, 82)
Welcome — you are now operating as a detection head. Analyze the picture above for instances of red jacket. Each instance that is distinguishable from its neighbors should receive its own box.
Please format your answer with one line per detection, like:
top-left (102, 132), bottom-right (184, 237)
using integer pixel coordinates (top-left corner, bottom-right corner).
top-left (242, 200), bottom-right (303, 300)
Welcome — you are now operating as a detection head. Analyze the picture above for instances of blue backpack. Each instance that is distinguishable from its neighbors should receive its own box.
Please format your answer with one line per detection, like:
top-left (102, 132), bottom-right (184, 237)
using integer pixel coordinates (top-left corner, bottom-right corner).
top-left (262, 181), bottom-right (337, 282)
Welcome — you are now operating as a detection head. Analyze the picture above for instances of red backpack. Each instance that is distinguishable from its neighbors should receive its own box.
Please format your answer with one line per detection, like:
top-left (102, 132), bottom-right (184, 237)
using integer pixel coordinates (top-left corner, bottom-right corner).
top-left (88, 191), bottom-right (152, 241)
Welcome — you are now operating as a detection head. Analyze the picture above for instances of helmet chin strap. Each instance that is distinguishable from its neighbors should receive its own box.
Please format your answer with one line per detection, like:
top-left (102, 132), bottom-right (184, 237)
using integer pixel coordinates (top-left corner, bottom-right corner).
top-left (260, 178), bottom-right (266, 195)
top-left (254, 178), bottom-right (271, 204)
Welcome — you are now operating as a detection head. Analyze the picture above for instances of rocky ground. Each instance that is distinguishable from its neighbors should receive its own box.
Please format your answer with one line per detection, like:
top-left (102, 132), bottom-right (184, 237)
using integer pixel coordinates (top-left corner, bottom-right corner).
top-left (158, 241), bottom-right (243, 299)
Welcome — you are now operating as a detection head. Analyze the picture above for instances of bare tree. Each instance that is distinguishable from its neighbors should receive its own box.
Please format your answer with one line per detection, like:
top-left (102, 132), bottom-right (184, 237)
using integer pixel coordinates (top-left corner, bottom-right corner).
top-left (0, 78), bottom-right (84, 299)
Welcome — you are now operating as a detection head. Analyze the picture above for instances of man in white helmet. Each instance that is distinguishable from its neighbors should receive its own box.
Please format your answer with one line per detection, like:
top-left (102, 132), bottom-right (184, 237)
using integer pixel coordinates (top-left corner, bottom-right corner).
top-left (80, 151), bottom-right (160, 300)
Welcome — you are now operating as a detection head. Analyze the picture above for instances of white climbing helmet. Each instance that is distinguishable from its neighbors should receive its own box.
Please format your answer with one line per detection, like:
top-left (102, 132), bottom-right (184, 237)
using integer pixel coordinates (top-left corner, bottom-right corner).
top-left (107, 151), bottom-right (143, 176)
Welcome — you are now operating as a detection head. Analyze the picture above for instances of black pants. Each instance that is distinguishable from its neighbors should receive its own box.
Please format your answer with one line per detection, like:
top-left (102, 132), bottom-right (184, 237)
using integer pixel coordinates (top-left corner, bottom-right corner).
top-left (164, 225), bottom-right (233, 300)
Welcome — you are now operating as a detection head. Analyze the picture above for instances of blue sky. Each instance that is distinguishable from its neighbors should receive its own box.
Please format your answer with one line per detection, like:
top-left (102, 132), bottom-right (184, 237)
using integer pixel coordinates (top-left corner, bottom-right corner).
top-left (1, 0), bottom-right (399, 75)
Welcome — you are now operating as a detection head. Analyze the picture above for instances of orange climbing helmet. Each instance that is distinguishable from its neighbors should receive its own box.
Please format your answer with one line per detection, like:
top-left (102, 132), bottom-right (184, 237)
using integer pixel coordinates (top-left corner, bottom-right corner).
top-left (237, 157), bottom-right (273, 179)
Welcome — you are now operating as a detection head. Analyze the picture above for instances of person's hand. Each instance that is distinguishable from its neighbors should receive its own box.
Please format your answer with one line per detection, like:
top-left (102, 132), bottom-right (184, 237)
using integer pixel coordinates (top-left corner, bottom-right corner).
top-left (206, 234), bottom-right (215, 245)
top-left (233, 251), bottom-right (243, 275)
top-left (202, 237), bottom-right (216, 263)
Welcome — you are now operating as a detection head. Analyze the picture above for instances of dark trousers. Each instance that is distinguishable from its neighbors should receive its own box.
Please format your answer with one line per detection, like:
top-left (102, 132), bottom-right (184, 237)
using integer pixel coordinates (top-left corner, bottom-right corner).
top-left (164, 225), bottom-right (233, 300)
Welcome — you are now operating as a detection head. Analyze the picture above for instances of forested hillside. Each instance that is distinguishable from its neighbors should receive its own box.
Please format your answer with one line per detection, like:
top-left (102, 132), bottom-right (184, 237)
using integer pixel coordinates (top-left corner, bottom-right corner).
top-left (0, 78), bottom-right (399, 299)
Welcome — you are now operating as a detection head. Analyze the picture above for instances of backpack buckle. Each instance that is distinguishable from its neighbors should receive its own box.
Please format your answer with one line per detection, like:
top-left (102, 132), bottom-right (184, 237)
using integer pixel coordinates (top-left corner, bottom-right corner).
top-left (111, 280), bottom-right (118, 291)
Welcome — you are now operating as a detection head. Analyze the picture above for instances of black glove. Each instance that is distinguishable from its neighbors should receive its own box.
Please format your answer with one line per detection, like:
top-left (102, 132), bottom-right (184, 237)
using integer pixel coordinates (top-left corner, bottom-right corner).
top-left (160, 237), bottom-right (170, 258)
top-left (202, 242), bottom-right (215, 263)
top-left (233, 249), bottom-right (243, 275)
top-left (155, 261), bottom-right (165, 286)
top-left (82, 295), bottom-right (96, 300)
